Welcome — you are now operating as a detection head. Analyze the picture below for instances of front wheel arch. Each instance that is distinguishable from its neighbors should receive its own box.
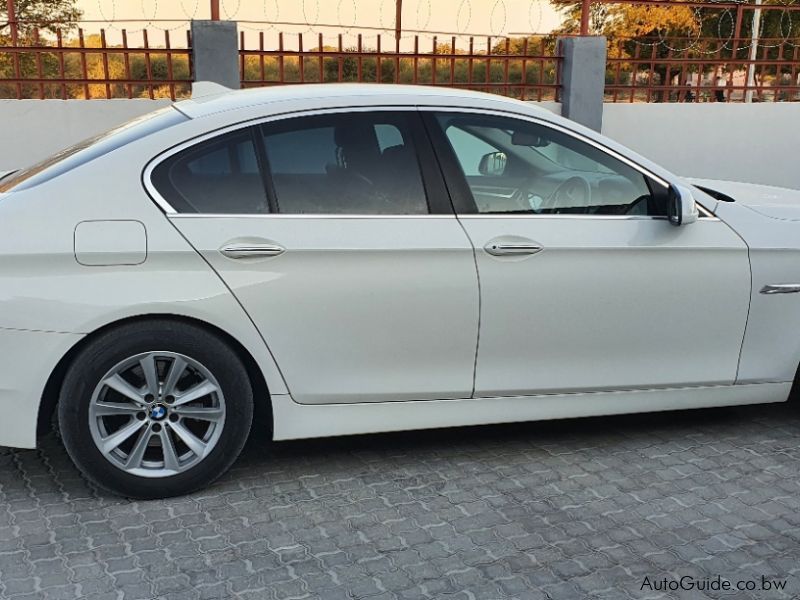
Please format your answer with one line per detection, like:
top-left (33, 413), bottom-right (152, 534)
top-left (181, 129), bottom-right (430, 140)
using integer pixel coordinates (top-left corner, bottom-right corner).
top-left (37, 314), bottom-right (273, 440)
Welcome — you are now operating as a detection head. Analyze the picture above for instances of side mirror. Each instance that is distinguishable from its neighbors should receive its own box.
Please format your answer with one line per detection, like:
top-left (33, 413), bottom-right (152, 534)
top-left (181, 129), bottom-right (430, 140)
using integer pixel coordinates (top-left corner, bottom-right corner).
top-left (668, 183), bottom-right (699, 226)
top-left (478, 151), bottom-right (508, 177)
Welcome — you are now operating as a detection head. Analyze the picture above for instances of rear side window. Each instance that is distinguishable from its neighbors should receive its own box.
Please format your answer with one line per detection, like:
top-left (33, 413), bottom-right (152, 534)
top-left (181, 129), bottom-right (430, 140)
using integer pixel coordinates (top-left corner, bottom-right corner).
top-left (260, 112), bottom-right (429, 215)
top-left (0, 107), bottom-right (187, 193)
top-left (150, 111), bottom-right (433, 215)
top-left (150, 129), bottom-right (269, 214)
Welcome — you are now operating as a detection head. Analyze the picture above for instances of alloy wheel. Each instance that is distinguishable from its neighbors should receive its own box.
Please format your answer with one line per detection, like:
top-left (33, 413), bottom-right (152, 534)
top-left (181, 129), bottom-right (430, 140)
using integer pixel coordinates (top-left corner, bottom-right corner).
top-left (87, 351), bottom-right (226, 478)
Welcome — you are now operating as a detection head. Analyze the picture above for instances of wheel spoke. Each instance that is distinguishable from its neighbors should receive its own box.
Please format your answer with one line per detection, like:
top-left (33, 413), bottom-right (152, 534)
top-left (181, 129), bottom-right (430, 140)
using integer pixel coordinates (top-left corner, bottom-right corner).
top-left (171, 406), bottom-right (224, 422)
top-left (101, 419), bottom-right (145, 454)
top-left (168, 420), bottom-right (208, 457)
top-left (103, 374), bottom-right (146, 405)
top-left (172, 381), bottom-right (218, 407)
top-left (124, 426), bottom-right (153, 469)
top-left (163, 356), bottom-right (187, 396)
top-left (139, 355), bottom-right (160, 396)
top-left (89, 351), bottom-right (226, 478)
top-left (159, 428), bottom-right (180, 471)
top-left (94, 401), bottom-right (142, 417)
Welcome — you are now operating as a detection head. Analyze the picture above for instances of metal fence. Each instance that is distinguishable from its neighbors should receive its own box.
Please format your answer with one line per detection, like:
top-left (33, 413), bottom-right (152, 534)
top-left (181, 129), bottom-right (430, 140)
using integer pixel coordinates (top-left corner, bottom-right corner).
top-left (239, 32), bottom-right (561, 101)
top-left (606, 35), bottom-right (800, 102)
top-left (593, 0), bottom-right (800, 102)
top-left (2, 0), bottom-right (800, 102)
top-left (0, 25), bottom-right (192, 100)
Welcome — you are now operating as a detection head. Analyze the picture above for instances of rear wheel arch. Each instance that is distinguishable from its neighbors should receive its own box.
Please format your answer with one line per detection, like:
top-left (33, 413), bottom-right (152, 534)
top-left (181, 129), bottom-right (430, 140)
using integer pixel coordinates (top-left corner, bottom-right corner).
top-left (37, 314), bottom-right (273, 439)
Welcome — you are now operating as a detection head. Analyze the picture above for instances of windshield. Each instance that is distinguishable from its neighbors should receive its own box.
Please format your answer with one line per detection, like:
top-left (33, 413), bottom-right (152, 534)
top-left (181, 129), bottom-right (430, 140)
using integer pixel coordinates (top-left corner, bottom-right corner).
top-left (0, 106), bottom-right (187, 193)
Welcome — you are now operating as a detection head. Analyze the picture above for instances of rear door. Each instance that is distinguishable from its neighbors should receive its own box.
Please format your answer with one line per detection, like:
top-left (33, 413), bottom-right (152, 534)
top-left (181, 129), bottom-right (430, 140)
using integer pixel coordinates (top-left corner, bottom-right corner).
top-left (151, 109), bottom-right (479, 404)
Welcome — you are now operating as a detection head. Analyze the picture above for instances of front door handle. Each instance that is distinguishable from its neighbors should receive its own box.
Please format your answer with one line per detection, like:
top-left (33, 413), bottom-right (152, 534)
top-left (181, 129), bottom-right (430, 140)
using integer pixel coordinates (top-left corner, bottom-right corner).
top-left (219, 243), bottom-right (285, 259)
top-left (484, 238), bottom-right (543, 257)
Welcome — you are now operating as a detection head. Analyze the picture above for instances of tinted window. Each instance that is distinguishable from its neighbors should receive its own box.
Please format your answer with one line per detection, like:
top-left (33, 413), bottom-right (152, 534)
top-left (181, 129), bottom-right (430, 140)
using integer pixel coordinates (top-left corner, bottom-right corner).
top-left (261, 112), bottom-right (429, 215)
top-left (151, 129), bottom-right (268, 214)
top-left (435, 113), bottom-right (665, 216)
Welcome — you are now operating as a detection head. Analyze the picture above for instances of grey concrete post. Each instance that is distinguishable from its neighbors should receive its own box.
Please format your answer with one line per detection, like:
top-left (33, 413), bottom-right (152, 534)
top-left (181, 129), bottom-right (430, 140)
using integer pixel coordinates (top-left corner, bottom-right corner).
top-left (557, 36), bottom-right (607, 132)
top-left (190, 20), bottom-right (240, 89)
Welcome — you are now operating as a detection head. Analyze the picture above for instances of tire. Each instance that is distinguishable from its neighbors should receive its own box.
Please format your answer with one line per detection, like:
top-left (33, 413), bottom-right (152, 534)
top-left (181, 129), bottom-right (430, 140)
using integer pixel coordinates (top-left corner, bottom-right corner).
top-left (58, 319), bottom-right (253, 499)
top-left (790, 364), bottom-right (800, 403)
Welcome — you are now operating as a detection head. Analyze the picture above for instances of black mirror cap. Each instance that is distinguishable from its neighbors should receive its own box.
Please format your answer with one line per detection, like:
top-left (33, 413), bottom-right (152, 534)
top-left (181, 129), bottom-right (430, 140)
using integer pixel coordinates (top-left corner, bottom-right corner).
top-left (668, 185), bottom-right (682, 226)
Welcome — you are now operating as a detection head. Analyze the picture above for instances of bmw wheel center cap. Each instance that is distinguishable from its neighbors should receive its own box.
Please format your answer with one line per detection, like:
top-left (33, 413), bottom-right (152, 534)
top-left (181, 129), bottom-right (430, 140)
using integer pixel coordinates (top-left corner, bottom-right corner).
top-left (150, 404), bottom-right (168, 421)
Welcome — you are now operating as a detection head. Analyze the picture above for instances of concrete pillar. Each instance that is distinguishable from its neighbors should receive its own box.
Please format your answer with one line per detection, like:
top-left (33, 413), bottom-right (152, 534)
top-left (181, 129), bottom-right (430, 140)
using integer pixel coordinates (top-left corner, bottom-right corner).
top-left (190, 20), bottom-right (240, 89)
top-left (557, 36), bottom-right (607, 132)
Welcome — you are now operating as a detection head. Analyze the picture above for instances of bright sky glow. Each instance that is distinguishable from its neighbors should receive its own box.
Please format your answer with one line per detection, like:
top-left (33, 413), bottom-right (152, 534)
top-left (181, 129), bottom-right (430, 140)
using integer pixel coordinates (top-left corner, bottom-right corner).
top-left (75, 0), bottom-right (564, 37)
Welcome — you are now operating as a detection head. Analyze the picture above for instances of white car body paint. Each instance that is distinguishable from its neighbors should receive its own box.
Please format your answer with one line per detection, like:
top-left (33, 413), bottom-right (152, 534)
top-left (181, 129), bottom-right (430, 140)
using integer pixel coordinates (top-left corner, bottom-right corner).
top-left (270, 383), bottom-right (791, 441)
top-left (0, 84), bottom-right (798, 450)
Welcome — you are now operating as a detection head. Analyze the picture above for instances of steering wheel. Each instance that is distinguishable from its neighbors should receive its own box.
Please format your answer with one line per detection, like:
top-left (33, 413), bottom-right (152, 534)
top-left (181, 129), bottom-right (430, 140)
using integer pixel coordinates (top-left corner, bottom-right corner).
top-left (540, 176), bottom-right (592, 213)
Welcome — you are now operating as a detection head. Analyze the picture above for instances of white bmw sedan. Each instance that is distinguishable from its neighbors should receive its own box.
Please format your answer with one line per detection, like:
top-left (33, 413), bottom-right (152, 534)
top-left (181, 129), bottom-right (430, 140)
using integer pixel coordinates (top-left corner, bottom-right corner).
top-left (0, 84), bottom-right (798, 498)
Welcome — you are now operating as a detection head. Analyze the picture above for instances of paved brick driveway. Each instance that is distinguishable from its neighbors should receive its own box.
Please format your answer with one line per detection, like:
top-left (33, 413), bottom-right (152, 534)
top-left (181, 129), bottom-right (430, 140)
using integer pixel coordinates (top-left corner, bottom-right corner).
top-left (1, 403), bottom-right (799, 600)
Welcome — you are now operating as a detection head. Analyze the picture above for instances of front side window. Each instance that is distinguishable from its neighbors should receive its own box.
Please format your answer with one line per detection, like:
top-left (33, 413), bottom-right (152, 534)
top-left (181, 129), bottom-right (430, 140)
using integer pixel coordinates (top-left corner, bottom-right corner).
top-left (433, 113), bottom-right (666, 216)
top-left (261, 112), bottom-right (429, 215)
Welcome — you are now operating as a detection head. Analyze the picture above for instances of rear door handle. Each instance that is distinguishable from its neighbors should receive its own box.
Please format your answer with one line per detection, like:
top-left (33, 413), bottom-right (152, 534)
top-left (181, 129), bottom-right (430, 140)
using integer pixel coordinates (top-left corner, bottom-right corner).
top-left (219, 243), bottom-right (285, 259)
top-left (484, 239), bottom-right (543, 256)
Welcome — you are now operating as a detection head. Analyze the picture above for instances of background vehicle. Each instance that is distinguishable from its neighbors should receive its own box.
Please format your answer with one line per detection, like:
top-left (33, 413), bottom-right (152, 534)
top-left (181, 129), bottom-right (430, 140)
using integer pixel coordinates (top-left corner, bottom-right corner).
top-left (1, 84), bottom-right (798, 498)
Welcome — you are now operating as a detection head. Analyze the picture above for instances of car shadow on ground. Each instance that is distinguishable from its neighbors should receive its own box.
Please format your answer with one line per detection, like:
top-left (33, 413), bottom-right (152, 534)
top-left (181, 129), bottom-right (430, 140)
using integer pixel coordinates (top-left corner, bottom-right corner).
top-left (232, 401), bottom-right (800, 479)
top-left (8, 399), bottom-right (799, 503)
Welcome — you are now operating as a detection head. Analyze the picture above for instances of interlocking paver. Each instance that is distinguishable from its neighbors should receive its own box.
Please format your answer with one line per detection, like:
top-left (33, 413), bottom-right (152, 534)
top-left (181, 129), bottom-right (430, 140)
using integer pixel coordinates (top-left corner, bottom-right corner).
top-left (0, 404), bottom-right (799, 599)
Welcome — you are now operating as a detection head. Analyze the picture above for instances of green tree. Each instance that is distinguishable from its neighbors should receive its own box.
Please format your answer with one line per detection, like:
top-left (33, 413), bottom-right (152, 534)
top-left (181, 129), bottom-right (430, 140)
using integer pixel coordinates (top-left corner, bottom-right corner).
top-left (1, 0), bottom-right (82, 98)
top-left (1, 0), bottom-right (81, 35)
top-left (553, 0), bottom-right (800, 101)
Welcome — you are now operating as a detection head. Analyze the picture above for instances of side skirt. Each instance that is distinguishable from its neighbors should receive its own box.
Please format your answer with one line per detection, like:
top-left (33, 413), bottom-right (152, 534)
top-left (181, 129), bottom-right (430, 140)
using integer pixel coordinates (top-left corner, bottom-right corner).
top-left (270, 382), bottom-right (791, 441)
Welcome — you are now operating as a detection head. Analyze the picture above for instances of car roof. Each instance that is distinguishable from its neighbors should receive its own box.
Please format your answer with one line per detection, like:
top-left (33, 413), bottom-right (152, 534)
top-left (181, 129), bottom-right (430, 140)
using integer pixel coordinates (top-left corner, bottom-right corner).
top-left (174, 83), bottom-right (553, 120)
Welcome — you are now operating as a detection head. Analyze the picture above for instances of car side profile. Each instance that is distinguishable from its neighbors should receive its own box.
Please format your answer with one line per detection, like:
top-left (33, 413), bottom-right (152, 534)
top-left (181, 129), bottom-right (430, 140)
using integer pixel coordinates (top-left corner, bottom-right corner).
top-left (1, 83), bottom-right (799, 498)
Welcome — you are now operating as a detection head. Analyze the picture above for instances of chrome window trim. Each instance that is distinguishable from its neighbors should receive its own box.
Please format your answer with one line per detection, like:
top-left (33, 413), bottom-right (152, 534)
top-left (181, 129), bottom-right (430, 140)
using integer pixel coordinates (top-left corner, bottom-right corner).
top-left (696, 203), bottom-right (716, 218)
top-left (166, 213), bottom-right (456, 220)
top-left (458, 214), bottom-right (667, 221)
top-left (143, 105), bottom-right (424, 216)
top-left (458, 213), bottom-right (719, 222)
top-left (143, 102), bottom-right (691, 219)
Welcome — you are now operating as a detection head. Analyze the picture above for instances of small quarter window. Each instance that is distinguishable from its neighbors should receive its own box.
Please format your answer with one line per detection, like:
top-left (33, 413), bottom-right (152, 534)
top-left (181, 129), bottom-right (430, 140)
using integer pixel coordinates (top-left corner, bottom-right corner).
top-left (151, 129), bottom-right (268, 214)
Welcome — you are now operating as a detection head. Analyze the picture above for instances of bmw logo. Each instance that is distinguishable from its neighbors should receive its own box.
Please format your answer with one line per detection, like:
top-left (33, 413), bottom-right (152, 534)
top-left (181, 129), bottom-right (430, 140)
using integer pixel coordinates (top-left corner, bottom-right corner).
top-left (150, 404), bottom-right (167, 421)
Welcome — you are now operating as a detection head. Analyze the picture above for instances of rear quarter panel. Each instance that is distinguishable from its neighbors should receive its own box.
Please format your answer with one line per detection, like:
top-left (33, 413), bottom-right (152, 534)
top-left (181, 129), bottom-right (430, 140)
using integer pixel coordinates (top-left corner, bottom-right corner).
top-left (0, 115), bottom-right (289, 397)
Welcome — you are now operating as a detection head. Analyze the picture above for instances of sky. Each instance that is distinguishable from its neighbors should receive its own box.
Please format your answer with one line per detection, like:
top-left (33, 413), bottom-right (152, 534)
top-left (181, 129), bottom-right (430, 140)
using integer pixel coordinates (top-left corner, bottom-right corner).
top-left (74, 0), bottom-right (565, 39)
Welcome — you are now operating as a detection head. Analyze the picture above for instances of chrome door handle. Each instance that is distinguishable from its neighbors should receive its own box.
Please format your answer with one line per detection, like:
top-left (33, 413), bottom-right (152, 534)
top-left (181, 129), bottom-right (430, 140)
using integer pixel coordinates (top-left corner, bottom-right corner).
top-left (484, 241), bottom-right (543, 256)
top-left (760, 284), bottom-right (800, 295)
top-left (219, 243), bottom-right (285, 259)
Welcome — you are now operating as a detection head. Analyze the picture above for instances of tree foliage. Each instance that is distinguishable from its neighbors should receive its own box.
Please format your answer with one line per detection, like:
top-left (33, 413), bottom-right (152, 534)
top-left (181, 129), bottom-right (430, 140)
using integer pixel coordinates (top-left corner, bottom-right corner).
top-left (553, 0), bottom-right (800, 101)
top-left (1, 0), bottom-right (82, 35)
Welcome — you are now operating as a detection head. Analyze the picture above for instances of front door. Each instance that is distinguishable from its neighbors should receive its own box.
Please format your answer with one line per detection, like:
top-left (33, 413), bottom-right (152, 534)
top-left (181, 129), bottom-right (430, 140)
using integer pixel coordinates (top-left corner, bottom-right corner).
top-left (155, 109), bottom-right (479, 404)
top-left (424, 110), bottom-right (751, 397)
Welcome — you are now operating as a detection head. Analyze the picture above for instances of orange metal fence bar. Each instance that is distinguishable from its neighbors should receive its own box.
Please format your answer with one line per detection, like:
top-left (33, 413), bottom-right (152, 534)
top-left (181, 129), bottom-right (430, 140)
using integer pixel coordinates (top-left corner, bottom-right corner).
top-left (238, 32), bottom-right (562, 100)
top-left (0, 23), bottom-right (193, 100)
